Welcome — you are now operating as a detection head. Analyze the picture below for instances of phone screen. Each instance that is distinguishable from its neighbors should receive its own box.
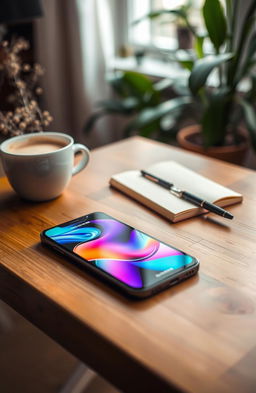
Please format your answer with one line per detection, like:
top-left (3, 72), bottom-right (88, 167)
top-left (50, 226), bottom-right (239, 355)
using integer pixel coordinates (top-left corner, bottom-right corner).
top-left (43, 212), bottom-right (197, 290)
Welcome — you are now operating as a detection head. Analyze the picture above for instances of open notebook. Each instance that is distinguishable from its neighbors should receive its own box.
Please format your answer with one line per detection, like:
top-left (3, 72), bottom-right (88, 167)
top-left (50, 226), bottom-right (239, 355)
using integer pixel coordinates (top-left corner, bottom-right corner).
top-left (110, 161), bottom-right (242, 222)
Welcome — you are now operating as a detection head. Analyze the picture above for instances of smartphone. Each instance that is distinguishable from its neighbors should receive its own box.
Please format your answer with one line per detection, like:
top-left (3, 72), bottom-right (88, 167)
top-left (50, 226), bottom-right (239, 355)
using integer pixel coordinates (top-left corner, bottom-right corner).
top-left (40, 212), bottom-right (199, 298)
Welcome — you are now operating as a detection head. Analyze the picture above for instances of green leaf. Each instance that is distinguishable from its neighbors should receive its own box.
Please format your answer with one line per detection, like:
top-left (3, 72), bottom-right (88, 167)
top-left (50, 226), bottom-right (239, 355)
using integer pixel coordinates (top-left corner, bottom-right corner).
top-left (240, 99), bottom-right (256, 150)
top-left (179, 60), bottom-right (194, 71)
top-left (189, 53), bottom-right (234, 95)
top-left (201, 89), bottom-right (231, 146)
top-left (124, 96), bottom-right (192, 135)
top-left (203, 0), bottom-right (227, 52)
top-left (122, 71), bottom-right (153, 95)
top-left (133, 9), bottom-right (187, 25)
top-left (238, 32), bottom-right (256, 80)
top-left (227, 12), bottom-right (256, 86)
top-left (96, 97), bottom-right (139, 113)
top-left (107, 71), bottom-right (160, 105)
top-left (247, 32), bottom-right (256, 60)
top-left (106, 71), bottom-right (128, 97)
top-left (153, 78), bottom-right (174, 92)
top-left (122, 71), bottom-right (160, 105)
top-left (173, 49), bottom-right (195, 71)
top-left (194, 36), bottom-right (205, 59)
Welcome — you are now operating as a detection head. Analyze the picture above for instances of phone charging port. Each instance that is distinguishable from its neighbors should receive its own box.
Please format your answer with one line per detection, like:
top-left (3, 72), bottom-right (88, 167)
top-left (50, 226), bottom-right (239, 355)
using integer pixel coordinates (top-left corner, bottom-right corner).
top-left (169, 279), bottom-right (179, 287)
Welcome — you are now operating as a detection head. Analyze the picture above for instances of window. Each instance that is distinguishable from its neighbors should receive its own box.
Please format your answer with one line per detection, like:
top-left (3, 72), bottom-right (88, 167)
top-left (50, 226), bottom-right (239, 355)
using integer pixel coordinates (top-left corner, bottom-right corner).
top-left (128, 0), bottom-right (204, 51)
top-left (113, 0), bottom-right (250, 81)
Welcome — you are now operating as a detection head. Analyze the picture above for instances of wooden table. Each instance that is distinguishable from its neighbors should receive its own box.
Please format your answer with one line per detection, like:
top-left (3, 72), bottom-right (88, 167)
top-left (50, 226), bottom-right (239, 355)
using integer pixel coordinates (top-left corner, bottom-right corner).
top-left (1, 136), bottom-right (256, 393)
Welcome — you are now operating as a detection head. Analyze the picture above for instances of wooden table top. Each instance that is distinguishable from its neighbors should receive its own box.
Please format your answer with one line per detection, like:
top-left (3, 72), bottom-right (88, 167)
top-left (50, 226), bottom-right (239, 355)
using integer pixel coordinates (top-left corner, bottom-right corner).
top-left (1, 136), bottom-right (256, 393)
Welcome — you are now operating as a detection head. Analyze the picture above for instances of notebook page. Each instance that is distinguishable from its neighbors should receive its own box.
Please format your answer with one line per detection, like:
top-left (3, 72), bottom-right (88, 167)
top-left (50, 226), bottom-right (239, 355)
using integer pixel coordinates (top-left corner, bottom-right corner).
top-left (147, 161), bottom-right (241, 203)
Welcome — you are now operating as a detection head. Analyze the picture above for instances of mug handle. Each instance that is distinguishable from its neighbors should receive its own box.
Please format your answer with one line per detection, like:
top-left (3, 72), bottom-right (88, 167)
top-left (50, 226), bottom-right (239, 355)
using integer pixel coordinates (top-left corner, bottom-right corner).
top-left (72, 144), bottom-right (90, 176)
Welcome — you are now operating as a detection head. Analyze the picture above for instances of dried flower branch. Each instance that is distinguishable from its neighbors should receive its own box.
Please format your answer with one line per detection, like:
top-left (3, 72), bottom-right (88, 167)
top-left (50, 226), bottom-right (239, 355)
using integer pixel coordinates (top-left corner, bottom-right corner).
top-left (0, 38), bottom-right (53, 138)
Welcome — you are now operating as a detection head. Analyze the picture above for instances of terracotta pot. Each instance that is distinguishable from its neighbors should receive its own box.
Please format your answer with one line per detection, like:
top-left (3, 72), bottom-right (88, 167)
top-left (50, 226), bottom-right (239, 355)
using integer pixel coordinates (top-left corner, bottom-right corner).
top-left (177, 125), bottom-right (249, 165)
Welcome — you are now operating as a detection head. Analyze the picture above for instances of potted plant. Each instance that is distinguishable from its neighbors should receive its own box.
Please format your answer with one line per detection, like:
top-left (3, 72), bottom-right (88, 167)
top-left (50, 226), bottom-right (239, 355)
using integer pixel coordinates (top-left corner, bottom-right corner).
top-left (85, 0), bottom-right (256, 164)
top-left (84, 69), bottom-right (190, 143)
top-left (174, 0), bottom-right (256, 164)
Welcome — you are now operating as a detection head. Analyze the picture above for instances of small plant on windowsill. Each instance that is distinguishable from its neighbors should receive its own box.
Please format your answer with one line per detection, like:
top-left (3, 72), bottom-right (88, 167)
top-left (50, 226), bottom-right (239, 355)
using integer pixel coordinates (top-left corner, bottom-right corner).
top-left (85, 0), bottom-right (256, 165)
top-left (137, 0), bottom-right (194, 50)
top-left (175, 0), bottom-right (194, 50)
top-left (0, 38), bottom-right (53, 140)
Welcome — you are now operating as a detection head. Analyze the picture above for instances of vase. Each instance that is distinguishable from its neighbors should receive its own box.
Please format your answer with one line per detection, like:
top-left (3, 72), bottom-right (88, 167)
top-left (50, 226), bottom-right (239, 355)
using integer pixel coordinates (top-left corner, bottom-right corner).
top-left (177, 124), bottom-right (249, 165)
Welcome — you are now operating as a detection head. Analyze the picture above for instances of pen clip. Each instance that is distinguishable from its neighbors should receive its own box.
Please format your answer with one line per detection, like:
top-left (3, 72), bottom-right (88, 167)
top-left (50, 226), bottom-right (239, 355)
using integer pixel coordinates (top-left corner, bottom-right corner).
top-left (170, 186), bottom-right (183, 198)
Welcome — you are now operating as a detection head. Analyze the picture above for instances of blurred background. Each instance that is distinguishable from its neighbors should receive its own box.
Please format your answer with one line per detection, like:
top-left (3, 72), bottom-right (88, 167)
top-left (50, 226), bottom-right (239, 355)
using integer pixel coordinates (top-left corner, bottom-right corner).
top-left (1, 0), bottom-right (255, 163)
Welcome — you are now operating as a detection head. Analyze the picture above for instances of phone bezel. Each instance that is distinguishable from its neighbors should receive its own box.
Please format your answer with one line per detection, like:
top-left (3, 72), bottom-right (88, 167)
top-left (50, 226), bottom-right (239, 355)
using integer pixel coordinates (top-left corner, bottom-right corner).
top-left (40, 212), bottom-right (199, 298)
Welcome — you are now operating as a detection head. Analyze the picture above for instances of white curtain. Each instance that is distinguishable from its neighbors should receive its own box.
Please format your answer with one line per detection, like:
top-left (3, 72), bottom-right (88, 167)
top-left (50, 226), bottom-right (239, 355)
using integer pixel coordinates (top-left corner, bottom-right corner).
top-left (77, 0), bottom-right (114, 104)
top-left (35, 0), bottom-right (118, 148)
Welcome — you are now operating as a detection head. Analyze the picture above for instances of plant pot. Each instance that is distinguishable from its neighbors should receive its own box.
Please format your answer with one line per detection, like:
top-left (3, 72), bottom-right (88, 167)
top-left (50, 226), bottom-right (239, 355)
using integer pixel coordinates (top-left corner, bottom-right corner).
top-left (176, 25), bottom-right (193, 49)
top-left (177, 125), bottom-right (249, 165)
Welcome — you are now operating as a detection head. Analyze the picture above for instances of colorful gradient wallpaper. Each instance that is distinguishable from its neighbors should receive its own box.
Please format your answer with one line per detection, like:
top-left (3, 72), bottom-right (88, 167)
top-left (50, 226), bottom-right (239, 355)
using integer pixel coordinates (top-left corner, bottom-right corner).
top-left (45, 213), bottom-right (193, 289)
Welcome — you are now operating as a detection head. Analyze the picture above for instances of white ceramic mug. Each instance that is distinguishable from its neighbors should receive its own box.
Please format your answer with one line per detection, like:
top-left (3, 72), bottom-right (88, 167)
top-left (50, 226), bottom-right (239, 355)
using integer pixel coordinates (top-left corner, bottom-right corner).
top-left (0, 132), bottom-right (90, 201)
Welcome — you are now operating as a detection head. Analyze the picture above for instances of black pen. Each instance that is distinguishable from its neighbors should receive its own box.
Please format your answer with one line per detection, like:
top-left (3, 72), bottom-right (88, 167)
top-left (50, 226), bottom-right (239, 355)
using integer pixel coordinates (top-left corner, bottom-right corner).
top-left (141, 170), bottom-right (234, 220)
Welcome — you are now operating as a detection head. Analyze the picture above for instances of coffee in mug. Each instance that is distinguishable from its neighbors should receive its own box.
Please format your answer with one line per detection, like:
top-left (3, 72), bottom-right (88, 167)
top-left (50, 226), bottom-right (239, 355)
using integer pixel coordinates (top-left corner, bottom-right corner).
top-left (0, 132), bottom-right (90, 201)
top-left (7, 137), bottom-right (67, 155)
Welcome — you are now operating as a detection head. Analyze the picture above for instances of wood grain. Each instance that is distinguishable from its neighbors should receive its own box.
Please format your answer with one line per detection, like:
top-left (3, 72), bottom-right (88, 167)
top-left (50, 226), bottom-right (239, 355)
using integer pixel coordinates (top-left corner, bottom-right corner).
top-left (1, 136), bottom-right (256, 393)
